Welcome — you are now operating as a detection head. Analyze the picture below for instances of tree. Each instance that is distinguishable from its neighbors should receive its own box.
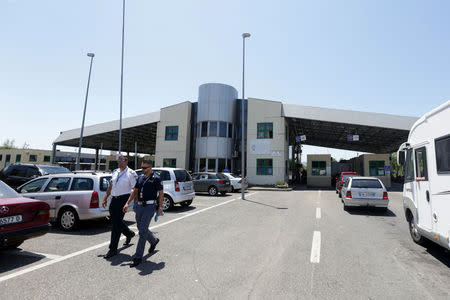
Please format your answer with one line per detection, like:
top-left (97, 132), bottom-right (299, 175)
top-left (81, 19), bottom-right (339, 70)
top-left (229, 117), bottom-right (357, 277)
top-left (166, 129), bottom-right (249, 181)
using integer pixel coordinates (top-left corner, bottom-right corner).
top-left (22, 142), bottom-right (30, 149)
top-left (391, 152), bottom-right (402, 176)
top-left (0, 139), bottom-right (17, 149)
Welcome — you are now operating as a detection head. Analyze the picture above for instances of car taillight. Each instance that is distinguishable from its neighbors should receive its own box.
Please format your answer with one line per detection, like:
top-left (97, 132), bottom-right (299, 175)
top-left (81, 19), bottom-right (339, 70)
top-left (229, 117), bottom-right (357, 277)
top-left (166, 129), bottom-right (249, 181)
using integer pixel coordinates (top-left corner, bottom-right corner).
top-left (36, 209), bottom-right (50, 221)
top-left (90, 191), bottom-right (99, 208)
top-left (238, 179), bottom-right (242, 183)
top-left (174, 181), bottom-right (180, 192)
top-left (218, 179), bottom-right (224, 184)
top-left (346, 191), bottom-right (352, 198)
top-left (383, 192), bottom-right (388, 199)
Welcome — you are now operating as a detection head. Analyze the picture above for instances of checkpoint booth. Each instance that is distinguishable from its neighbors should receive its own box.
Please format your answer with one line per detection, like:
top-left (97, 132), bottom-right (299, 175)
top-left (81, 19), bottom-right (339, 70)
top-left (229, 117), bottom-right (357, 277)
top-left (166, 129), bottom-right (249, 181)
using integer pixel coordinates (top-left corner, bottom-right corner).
top-left (307, 154), bottom-right (331, 188)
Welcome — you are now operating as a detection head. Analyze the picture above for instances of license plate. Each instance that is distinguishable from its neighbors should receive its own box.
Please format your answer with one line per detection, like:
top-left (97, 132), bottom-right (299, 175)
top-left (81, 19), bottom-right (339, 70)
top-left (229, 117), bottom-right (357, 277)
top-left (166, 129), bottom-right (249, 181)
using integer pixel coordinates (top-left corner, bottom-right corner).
top-left (183, 186), bottom-right (191, 191)
top-left (0, 215), bottom-right (23, 226)
top-left (360, 193), bottom-right (367, 197)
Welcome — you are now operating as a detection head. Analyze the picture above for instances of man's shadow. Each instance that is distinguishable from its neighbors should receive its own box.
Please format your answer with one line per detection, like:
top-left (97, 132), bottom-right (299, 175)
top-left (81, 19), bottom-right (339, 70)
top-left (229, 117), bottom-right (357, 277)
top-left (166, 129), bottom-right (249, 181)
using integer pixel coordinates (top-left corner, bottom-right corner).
top-left (120, 250), bottom-right (165, 275)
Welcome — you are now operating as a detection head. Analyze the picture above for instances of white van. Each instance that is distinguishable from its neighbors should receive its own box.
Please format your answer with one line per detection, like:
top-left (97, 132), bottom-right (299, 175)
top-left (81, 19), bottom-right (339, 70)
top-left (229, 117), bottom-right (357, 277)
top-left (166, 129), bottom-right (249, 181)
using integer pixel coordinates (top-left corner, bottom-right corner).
top-left (397, 100), bottom-right (450, 250)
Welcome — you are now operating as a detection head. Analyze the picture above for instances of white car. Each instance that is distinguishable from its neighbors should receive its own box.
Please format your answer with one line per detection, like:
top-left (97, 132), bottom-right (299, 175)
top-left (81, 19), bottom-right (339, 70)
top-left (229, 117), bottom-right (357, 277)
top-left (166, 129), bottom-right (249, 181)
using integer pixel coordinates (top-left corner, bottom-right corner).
top-left (222, 173), bottom-right (247, 192)
top-left (341, 177), bottom-right (389, 211)
top-left (136, 168), bottom-right (195, 211)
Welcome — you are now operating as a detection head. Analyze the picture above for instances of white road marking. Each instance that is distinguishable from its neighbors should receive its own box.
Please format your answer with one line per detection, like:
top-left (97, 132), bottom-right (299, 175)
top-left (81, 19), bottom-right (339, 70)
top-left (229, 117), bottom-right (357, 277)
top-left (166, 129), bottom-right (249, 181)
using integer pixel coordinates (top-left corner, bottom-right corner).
top-left (316, 208), bottom-right (321, 219)
top-left (310, 231), bottom-right (321, 263)
top-left (0, 192), bottom-right (258, 283)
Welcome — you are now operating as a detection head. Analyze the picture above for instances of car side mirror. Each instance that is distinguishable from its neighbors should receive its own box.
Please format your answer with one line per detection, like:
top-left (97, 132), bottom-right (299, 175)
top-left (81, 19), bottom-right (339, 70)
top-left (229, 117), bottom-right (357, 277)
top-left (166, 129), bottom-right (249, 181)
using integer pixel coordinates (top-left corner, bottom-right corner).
top-left (397, 150), bottom-right (405, 166)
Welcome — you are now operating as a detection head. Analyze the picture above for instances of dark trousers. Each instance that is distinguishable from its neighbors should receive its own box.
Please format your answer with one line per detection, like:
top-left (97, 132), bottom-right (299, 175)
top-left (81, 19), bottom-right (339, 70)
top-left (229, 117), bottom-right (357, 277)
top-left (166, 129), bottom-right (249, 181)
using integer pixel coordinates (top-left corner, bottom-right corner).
top-left (109, 194), bottom-right (134, 251)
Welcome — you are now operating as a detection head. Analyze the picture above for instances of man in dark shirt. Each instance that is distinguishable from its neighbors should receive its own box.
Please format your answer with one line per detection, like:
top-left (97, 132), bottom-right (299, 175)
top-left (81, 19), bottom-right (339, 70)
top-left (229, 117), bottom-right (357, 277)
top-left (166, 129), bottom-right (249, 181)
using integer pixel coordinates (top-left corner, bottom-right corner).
top-left (123, 160), bottom-right (163, 267)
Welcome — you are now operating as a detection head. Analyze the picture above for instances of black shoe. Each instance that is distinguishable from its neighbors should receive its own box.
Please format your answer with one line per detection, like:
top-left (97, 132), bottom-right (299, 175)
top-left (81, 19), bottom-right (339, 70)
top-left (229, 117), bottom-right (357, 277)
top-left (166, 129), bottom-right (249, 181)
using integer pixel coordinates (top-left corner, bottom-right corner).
top-left (130, 258), bottom-right (142, 268)
top-left (124, 232), bottom-right (135, 246)
top-left (149, 238), bottom-right (159, 253)
top-left (103, 250), bottom-right (117, 259)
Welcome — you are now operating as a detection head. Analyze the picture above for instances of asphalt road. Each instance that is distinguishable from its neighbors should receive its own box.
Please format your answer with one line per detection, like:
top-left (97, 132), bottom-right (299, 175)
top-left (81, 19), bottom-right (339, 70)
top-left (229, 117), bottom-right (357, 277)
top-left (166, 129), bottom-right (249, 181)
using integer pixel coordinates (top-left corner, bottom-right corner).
top-left (1, 190), bottom-right (449, 299)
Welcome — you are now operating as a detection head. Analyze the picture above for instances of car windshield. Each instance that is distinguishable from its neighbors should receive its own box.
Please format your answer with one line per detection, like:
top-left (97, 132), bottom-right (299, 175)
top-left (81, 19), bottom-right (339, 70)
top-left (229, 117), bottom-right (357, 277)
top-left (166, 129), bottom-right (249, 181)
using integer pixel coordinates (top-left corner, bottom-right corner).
top-left (174, 170), bottom-right (192, 182)
top-left (351, 179), bottom-right (383, 189)
top-left (224, 173), bottom-right (235, 178)
top-left (40, 166), bottom-right (71, 175)
top-left (0, 180), bottom-right (19, 199)
top-left (216, 173), bottom-right (227, 180)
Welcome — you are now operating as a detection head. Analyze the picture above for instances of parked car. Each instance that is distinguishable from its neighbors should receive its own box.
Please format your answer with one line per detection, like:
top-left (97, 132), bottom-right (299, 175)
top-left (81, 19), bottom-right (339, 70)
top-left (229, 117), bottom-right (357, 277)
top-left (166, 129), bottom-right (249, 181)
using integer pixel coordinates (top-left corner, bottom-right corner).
top-left (0, 163), bottom-right (70, 189)
top-left (341, 177), bottom-right (389, 211)
top-left (0, 180), bottom-right (51, 250)
top-left (16, 172), bottom-right (115, 230)
top-left (192, 172), bottom-right (232, 196)
top-left (397, 100), bottom-right (450, 250)
top-left (136, 168), bottom-right (195, 211)
top-left (336, 172), bottom-right (359, 197)
top-left (222, 173), bottom-right (247, 192)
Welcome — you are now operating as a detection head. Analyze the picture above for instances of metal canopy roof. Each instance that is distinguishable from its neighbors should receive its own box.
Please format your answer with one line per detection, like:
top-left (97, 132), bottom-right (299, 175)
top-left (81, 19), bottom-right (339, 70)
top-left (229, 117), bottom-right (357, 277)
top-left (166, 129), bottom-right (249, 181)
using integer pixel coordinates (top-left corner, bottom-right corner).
top-left (283, 104), bottom-right (418, 153)
top-left (53, 111), bottom-right (160, 154)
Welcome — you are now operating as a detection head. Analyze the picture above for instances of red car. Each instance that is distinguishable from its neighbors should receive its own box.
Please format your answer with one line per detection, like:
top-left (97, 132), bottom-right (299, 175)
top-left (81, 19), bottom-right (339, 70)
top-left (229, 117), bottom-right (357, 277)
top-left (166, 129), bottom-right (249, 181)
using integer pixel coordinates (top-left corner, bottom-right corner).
top-left (336, 172), bottom-right (359, 197)
top-left (0, 180), bottom-right (51, 250)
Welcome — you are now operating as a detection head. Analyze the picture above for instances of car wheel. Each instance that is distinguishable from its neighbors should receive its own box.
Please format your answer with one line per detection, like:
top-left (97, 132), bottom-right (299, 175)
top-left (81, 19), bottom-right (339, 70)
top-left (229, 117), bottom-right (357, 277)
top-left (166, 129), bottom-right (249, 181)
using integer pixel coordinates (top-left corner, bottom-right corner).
top-left (338, 191), bottom-right (342, 198)
top-left (2, 241), bottom-right (23, 250)
top-left (220, 191), bottom-right (227, 196)
top-left (162, 195), bottom-right (173, 211)
top-left (208, 186), bottom-right (218, 196)
top-left (343, 202), bottom-right (348, 211)
top-left (180, 200), bottom-right (193, 207)
top-left (58, 208), bottom-right (79, 231)
top-left (231, 186), bottom-right (235, 193)
top-left (409, 215), bottom-right (425, 245)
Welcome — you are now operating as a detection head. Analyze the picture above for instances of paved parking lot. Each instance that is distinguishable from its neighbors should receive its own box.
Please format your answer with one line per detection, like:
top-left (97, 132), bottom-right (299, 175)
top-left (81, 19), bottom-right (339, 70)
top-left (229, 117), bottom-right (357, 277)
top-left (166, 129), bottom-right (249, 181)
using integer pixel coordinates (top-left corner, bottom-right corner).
top-left (1, 190), bottom-right (449, 299)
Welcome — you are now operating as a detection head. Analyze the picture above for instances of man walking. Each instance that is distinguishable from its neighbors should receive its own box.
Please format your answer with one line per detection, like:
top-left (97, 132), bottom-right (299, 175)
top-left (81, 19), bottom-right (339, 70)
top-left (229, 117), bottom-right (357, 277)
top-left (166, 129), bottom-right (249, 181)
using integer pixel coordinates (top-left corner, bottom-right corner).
top-left (102, 155), bottom-right (137, 259)
top-left (123, 160), bottom-right (163, 267)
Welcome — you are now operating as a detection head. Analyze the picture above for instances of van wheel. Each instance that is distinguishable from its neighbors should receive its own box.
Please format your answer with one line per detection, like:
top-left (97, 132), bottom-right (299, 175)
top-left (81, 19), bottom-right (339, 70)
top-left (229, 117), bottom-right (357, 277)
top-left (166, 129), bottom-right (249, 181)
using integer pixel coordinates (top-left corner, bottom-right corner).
top-left (180, 200), bottom-right (193, 207)
top-left (58, 208), bottom-right (79, 231)
top-left (409, 215), bottom-right (425, 245)
top-left (208, 186), bottom-right (218, 196)
top-left (162, 195), bottom-right (173, 211)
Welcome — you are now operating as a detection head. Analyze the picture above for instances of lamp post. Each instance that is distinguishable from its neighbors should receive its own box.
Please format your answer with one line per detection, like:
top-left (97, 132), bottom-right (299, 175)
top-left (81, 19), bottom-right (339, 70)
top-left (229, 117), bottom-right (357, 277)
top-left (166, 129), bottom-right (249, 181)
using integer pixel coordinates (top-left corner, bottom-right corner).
top-left (118, 0), bottom-right (126, 153)
top-left (76, 52), bottom-right (95, 171)
top-left (241, 33), bottom-right (250, 200)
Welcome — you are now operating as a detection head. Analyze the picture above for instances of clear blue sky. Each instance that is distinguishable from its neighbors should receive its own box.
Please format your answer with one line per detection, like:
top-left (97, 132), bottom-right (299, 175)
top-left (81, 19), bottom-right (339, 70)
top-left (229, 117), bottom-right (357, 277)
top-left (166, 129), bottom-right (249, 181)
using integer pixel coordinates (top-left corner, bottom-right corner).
top-left (1, 0), bottom-right (449, 160)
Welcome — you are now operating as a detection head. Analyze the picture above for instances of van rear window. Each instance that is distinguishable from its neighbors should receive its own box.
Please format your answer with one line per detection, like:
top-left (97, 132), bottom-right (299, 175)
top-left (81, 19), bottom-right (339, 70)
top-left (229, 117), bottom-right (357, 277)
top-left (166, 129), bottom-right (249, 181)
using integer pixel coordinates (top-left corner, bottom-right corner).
top-left (435, 135), bottom-right (450, 173)
top-left (174, 170), bottom-right (191, 182)
top-left (351, 179), bottom-right (382, 189)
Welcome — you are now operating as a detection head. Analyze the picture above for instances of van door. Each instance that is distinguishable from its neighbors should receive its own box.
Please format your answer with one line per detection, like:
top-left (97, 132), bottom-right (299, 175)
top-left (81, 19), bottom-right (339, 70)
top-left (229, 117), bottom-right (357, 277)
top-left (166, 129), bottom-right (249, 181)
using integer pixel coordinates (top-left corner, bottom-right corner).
top-left (414, 147), bottom-right (432, 231)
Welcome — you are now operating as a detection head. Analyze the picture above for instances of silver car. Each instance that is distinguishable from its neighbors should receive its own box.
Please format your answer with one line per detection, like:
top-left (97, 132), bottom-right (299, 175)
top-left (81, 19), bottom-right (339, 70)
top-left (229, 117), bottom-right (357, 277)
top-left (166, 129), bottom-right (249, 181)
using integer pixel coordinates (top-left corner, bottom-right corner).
top-left (222, 173), bottom-right (247, 192)
top-left (341, 177), bottom-right (389, 211)
top-left (16, 172), bottom-right (115, 230)
top-left (136, 168), bottom-right (195, 211)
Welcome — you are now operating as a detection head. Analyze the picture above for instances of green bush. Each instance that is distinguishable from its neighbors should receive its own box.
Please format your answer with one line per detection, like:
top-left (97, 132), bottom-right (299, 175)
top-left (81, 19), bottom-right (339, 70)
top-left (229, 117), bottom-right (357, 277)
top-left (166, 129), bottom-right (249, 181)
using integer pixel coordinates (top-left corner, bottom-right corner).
top-left (276, 180), bottom-right (286, 185)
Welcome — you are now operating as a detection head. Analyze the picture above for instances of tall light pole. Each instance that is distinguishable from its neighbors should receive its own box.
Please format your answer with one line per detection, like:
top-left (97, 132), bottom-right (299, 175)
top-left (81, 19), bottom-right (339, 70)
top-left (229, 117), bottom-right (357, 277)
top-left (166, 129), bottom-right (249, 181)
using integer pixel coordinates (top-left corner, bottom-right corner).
top-left (76, 52), bottom-right (95, 171)
top-left (118, 0), bottom-right (126, 154)
top-left (241, 33), bottom-right (250, 200)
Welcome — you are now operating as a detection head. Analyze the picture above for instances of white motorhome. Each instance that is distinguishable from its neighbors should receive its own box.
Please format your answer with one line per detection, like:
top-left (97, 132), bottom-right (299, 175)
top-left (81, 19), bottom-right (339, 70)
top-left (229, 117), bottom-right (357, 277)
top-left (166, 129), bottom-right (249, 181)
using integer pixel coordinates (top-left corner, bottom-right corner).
top-left (397, 100), bottom-right (450, 250)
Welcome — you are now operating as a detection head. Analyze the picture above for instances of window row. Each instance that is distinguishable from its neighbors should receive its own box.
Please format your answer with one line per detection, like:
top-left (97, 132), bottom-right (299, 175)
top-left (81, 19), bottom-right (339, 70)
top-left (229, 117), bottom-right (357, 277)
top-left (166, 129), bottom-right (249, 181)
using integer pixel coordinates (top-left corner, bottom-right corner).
top-left (0, 154), bottom-right (49, 163)
top-left (198, 121), bottom-right (233, 138)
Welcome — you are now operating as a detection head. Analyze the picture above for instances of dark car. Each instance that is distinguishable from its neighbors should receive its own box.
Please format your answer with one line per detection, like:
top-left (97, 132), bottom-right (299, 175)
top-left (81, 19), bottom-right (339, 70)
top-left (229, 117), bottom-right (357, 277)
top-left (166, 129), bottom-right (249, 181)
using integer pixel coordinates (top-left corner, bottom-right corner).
top-left (0, 180), bottom-right (51, 250)
top-left (0, 163), bottom-right (70, 189)
top-left (192, 172), bottom-right (232, 196)
top-left (336, 172), bottom-right (359, 197)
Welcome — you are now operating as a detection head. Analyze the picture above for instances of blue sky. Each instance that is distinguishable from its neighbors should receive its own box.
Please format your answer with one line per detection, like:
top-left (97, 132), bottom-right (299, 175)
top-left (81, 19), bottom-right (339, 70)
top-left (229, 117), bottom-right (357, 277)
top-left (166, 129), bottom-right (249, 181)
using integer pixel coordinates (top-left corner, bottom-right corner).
top-left (1, 0), bottom-right (449, 160)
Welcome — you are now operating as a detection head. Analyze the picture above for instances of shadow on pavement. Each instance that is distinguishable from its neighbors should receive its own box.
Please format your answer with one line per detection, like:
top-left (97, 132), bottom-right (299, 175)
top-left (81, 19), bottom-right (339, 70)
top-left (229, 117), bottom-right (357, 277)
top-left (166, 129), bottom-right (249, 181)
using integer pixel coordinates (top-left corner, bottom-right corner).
top-left (49, 218), bottom-right (135, 236)
top-left (0, 249), bottom-right (47, 274)
top-left (345, 207), bottom-right (397, 217)
top-left (165, 206), bottom-right (196, 214)
top-left (423, 240), bottom-right (450, 268)
top-left (242, 198), bottom-right (288, 210)
top-left (118, 250), bottom-right (165, 275)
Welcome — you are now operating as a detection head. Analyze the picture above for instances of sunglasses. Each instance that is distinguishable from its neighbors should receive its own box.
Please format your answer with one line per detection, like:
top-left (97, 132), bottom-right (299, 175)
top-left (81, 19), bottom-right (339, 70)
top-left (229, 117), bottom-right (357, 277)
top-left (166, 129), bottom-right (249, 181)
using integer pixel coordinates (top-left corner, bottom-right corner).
top-left (141, 166), bottom-right (151, 170)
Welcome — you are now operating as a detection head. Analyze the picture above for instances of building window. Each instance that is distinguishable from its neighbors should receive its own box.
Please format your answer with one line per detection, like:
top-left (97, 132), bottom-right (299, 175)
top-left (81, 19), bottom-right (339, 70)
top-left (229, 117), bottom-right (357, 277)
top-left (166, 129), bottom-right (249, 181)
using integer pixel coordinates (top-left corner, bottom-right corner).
top-left (199, 158), bottom-right (206, 172)
top-left (6, 154), bottom-right (11, 162)
top-left (201, 122), bottom-right (208, 137)
top-left (163, 158), bottom-right (176, 168)
top-left (228, 124), bottom-right (233, 138)
top-left (208, 158), bottom-right (216, 172)
top-left (257, 159), bottom-right (273, 175)
top-left (257, 123), bottom-right (273, 139)
top-left (218, 158), bottom-right (226, 172)
top-left (165, 126), bottom-right (178, 141)
top-left (15, 154), bottom-right (21, 163)
top-left (44, 155), bottom-right (51, 162)
top-left (311, 161), bottom-right (326, 176)
top-left (285, 126), bottom-right (288, 141)
top-left (219, 122), bottom-right (227, 137)
top-left (369, 160), bottom-right (385, 176)
top-left (209, 122), bottom-right (217, 137)
top-left (435, 135), bottom-right (450, 173)
top-left (29, 154), bottom-right (37, 162)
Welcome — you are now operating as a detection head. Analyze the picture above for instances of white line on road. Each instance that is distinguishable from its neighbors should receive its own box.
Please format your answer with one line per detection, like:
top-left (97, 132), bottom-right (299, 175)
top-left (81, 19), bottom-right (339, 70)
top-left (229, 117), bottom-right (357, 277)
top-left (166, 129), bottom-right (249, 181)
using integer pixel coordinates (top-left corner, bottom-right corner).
top-left (316, 208), bottom-right (321, 219)
top-left (0, 192), bottom-right (258, 283)
top-left (310, 231), bottom-right (321, 263)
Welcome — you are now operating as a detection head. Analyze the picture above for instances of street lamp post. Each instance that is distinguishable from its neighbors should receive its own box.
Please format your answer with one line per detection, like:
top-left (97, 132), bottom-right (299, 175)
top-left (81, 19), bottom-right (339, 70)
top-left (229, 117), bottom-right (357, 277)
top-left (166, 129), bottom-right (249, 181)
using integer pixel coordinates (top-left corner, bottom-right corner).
top-left (241, 33), bottom-right (250, 200)
top-left (76, 52), bottom-right (95, 171)
top-left (118, 0), bottom-right (126, 154)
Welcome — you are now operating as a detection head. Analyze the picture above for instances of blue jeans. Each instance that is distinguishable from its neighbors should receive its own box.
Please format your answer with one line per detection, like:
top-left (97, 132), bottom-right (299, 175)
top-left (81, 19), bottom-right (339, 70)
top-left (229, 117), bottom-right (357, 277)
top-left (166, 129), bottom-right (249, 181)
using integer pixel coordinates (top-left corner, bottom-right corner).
top-left (133, 204), bottom-right (158, 259)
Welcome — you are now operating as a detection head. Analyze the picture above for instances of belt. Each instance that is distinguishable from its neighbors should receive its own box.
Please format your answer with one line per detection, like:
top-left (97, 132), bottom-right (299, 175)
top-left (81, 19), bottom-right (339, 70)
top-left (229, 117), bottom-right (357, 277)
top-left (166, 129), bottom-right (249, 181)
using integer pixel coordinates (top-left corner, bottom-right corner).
top-left (137, 200), bottom-right (155, 205)
top-left (112, 194), bottom-right (130, 198)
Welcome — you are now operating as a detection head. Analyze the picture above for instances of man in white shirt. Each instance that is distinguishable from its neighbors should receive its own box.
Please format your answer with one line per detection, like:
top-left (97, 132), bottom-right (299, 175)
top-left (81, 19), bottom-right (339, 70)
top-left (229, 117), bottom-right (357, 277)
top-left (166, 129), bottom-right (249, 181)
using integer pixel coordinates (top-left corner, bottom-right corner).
top-left (102, 155), bottom-right (137, 259)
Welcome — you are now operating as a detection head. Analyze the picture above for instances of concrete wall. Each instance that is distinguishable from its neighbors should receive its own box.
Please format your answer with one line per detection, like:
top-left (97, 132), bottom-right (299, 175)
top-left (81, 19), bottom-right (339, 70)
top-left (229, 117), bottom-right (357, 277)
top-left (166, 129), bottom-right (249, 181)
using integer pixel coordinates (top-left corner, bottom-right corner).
top-left (155, 102), bottom-right (192, 169)
top-left (307, 154), bottom-right (331, 187)
top-left (246, 98), bottom-right (289, 185)
top-left (357, 154), bottom-right (391, 187)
